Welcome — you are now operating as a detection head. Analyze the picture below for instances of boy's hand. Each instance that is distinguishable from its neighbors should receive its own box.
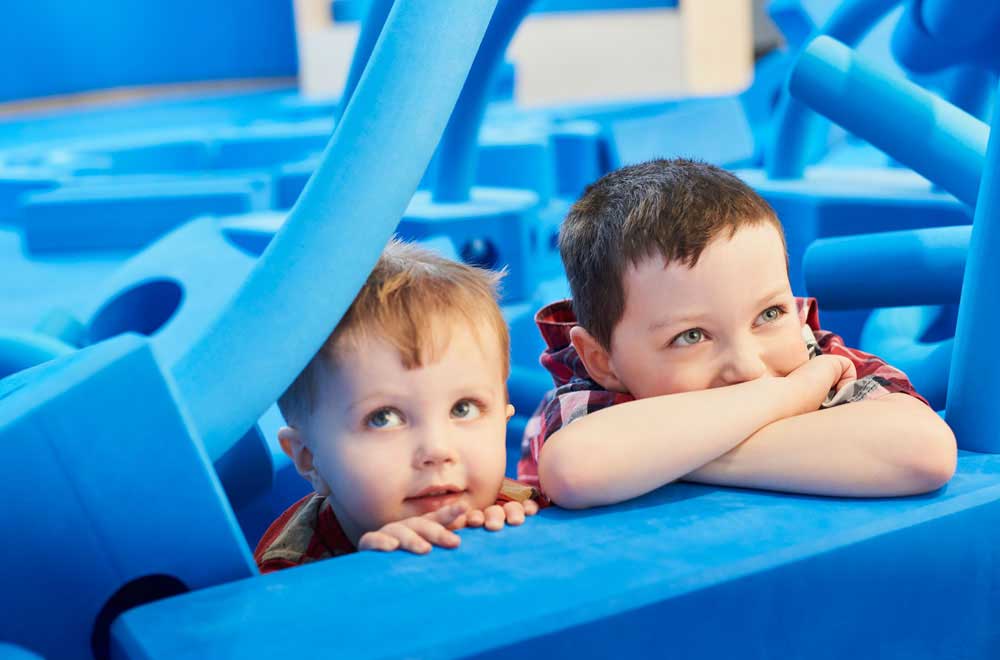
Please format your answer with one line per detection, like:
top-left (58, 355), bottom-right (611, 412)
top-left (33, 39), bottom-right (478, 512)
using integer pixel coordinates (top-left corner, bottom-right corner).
top-left (463, 499), bottom-right (540, 531)
top-left (786, 354), bottom-right (857, 415)
top-left (358, 503), bottom-right (467, 554)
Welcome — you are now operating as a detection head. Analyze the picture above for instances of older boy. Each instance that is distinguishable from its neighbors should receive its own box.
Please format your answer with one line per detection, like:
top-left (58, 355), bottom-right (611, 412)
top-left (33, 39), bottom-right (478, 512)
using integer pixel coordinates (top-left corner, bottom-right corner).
top-left (256, 240), bottom-right (538, 572)
top-left (520, 159), bottom-right (956, 509)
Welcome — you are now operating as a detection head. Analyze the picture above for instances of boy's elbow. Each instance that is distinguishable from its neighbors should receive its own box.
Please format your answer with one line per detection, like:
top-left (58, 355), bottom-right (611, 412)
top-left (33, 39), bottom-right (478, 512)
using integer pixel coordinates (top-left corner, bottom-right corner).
top-left (904, 421), bottom-right (957, 494)
top-left (537, 440), bottom-right (600, 509)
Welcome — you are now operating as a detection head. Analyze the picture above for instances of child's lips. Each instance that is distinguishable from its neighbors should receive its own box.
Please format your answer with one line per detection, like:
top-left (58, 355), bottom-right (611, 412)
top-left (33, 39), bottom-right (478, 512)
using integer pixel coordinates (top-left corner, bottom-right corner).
top-left (405, 487), bottom-right (466, 514)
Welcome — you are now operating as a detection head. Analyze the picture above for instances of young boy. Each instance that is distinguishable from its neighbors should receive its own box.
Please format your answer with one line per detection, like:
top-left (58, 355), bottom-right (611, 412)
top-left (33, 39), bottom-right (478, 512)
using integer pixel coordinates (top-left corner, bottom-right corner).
top-left (255, 239), bottom-right (539, 573)
top-left (520, 158), bottom-right (957, 509)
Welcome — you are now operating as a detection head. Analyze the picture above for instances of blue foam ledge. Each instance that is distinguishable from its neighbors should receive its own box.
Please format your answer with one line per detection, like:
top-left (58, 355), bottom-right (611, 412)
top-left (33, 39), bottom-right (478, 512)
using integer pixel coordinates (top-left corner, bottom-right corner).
top-left (18, 175), bottom-right (272, 253)
top-left (113, 451), bottom-right (1000, 659)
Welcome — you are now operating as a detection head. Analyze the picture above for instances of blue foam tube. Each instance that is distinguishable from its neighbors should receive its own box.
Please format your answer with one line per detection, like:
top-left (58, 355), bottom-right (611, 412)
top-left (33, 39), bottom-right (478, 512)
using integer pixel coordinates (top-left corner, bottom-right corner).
top-left (172, 1), bottom-right (499, 462)
top-left (789, 35), bottom-right (988, 206)
top-left (432, 0), bottom-right (534, 203)
top-left (922, 0), bottom-right (1000, 49)
top-left (339, 0), bottom-right (395, 115)
top-left (766, 0), bottom-right (902, 179)
top-left (804, 225), bottom-right (969, 309)
top-left (947, 82), bottom-right (1000, 452)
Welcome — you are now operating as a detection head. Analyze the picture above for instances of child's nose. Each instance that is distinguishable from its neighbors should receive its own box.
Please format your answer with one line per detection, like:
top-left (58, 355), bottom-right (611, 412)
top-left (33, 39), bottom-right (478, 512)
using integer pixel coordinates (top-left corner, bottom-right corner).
top-left (717, 343), bottom-right (768, 386)
top-left (413, 428), bottom-right (458, 467)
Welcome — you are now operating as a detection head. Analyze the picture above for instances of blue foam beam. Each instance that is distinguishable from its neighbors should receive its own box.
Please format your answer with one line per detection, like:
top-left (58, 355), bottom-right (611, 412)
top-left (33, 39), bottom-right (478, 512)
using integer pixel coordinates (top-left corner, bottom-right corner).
top-left (432, 0), bottom-right (534, 203)
top-left (789, 35), bottom-right (988, 207)
top-left (172, 1), bottom-right (499, 462)
top-left (947, 83), bottom-right (1000, 453)
top-left (766, 0), bottom-right (902, 179)
top-left (803, 225), bottom-right (969, 309)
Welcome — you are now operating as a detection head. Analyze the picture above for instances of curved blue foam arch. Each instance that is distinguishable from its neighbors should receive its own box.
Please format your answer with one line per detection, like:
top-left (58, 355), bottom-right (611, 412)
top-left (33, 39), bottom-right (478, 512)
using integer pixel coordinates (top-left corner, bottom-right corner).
top-left (860, 306), bottom-right (954, 410)
top-left (765, 0), bottom-right (902, 179)
top-left (172, 1), bottom-right (500, 462)
top-left (432, 0), bottom-right (535, 203)
top-left (0, 332), bottom-right (75, 379)
top-left (947, 81), bottom-right (1000, 452)
top-left (803, 225), bottom-right (969, 309)
top-left (921, 0), bottom-right (1000, 48)
top-left (789, 35), bottom-right (988, 206)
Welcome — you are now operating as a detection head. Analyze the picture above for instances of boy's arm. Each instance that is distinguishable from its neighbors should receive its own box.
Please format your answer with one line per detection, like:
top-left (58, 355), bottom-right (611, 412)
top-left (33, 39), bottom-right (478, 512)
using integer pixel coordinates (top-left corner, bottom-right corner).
top-left (683, 392), bottom-right (956, 496)
top-left (537, 355), bottom-right (852, 508)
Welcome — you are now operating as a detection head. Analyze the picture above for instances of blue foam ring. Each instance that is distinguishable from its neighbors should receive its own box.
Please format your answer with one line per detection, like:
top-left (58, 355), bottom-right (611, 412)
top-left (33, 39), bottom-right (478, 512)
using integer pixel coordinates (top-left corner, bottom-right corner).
top-left (860, 305), bottom-right (953, 411)
top-left (803, 225), bottom-right (969, 309)
top-left (947, 81), bottom-right (1000, 452)
top-left (172, 1), bottom-right (500, 464)
top-left (765, 0), bottom-right (903, 179)
top-left (788, 35), bottom-right (988, 207)
top-left (432, 0), bottom-right (535, 203)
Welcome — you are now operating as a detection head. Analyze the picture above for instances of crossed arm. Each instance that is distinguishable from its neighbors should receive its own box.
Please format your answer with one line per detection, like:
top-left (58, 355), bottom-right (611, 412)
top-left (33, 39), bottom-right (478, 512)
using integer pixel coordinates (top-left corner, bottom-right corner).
top-left (538, 355), bottom-right (958, 509)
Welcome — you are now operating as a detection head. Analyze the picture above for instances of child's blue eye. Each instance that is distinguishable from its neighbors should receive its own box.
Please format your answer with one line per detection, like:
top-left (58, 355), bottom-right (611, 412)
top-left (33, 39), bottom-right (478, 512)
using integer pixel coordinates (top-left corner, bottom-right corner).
top-left (451, 399), bottom-right (483, 420)
top-left (755, 305), bottom-right (786, 326)
top-left (366, 407), bottom-right (404, 429)
top-left (671, 328), bottom-right (705, 347)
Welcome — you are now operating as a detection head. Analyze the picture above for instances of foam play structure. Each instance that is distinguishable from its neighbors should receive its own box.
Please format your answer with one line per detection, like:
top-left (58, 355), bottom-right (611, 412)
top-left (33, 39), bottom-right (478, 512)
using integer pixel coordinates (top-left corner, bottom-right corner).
top-left (2, 1), bottom-right (1000, 658)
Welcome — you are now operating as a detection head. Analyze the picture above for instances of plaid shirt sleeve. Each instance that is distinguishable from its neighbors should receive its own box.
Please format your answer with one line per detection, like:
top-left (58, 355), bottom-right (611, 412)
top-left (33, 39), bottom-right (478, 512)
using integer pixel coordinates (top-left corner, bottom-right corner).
top-left (517, 380), bottom-right (633, 487)
top-left (797, 298), bottom-right (930, 408)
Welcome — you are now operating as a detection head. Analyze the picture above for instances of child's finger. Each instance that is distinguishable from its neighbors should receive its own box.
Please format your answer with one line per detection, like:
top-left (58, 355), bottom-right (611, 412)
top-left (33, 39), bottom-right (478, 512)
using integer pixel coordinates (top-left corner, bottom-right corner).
top-left (383, 522), bottom-right (432, 554)
top-left (523, 499), bottom-right (539, 516)
top-left (503, 501), bottom-right (525, 525)
top-left (483, 505), bottom-right (505, 531)
top-left (405, 517), bottom-right (461, 549)
top-left (465, 509), bottom-right (486, 527)
top-left (358, 531), bottom-right (401, 552)
top-left (425, 502), bottom-right (468, 527)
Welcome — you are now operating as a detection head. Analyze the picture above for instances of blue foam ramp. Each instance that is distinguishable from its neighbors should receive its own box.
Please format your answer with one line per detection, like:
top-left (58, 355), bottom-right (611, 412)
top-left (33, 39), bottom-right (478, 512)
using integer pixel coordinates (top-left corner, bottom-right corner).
top-left (113, 452), bottom-right (1000, 659)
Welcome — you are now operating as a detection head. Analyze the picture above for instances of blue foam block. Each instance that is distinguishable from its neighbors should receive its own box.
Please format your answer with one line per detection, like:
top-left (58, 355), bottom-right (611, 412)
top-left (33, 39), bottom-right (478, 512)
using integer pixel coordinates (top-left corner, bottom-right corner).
top-left (0, 334), bottom-right (254, 659)
top-left (112, 452), bottom-right (1000, 658)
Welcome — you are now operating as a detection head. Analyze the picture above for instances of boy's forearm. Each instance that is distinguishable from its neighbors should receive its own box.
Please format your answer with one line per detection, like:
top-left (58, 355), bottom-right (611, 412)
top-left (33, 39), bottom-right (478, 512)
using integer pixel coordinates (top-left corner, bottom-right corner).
top-left (684, 393), bottom-right (957, 497)
top-left (538, 377), bottom-right (800, 508)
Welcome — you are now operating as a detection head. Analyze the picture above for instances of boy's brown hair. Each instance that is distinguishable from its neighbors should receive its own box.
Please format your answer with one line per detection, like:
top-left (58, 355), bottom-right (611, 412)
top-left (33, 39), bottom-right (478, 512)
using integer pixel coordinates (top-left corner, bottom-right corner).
top-left (559, 158), bottom-right (784, 349)
top-left (278, 238), bottom-right (509, 426)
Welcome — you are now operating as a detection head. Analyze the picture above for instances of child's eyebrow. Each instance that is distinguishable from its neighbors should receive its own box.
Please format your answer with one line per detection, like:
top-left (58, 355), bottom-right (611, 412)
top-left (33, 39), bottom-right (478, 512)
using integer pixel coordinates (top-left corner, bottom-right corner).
top-left (751, 286), bottom-right (791, 309)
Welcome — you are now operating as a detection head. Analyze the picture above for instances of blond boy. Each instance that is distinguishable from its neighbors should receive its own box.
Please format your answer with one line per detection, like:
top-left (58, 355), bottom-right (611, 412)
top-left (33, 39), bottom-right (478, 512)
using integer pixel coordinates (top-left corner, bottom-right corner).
top-left (256, 240), bottom-right (538, 572)
top-left (520, 159), bottom-right (956, 508)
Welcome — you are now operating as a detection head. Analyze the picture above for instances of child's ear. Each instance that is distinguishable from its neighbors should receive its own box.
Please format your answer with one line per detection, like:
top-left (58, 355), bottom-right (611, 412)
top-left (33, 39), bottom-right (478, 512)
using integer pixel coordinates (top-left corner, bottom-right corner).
top-left (569, 325), bottom-right (627, 392)
top-left (278, 426), bottom-right (331, 496)
top-left (505, 403), bottom-right (516, 420)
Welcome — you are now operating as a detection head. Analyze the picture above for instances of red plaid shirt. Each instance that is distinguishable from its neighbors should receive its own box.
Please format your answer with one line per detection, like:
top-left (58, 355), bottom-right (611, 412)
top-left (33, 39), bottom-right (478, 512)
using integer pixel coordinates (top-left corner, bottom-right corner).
top-left (517, 297), bottom-right (929, 487)
top-left (255, 479), bottom-right (542, 573)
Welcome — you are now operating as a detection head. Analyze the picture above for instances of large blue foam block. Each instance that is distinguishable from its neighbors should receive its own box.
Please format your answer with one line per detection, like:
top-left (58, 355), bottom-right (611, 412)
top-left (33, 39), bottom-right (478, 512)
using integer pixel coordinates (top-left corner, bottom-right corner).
top-left (0, 334), bottom-right (254, 660)
top-left (113, 452), bottom-right (1000, 658)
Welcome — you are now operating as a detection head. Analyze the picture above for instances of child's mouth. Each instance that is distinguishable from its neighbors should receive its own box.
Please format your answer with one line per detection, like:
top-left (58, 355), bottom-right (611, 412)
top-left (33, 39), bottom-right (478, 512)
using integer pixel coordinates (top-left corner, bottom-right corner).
top-left (405, 486), bottom-right (466, 514)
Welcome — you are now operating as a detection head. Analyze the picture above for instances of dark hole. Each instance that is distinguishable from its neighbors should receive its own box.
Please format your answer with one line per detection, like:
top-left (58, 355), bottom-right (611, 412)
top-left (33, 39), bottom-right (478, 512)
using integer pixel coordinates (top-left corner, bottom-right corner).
top-left (91, 574), bottom-right (188, 660)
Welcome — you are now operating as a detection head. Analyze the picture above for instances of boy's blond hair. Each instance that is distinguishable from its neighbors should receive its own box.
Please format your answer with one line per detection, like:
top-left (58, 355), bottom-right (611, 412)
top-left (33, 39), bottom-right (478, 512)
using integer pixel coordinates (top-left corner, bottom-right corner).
top-left (278, 239), bottom-right (509, 426)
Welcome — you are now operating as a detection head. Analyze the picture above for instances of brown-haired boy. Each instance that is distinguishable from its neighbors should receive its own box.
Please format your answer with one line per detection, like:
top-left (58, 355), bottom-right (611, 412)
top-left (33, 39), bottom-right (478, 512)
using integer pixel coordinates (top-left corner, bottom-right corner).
top-left (255, 239), bottom-right (538, 572)
top-left (519, 158), bottom-right (956, 508)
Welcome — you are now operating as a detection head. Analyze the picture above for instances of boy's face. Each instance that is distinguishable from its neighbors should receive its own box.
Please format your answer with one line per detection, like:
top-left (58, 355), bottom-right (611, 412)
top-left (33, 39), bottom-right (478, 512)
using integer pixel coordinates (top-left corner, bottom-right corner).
top-left (287, 318), bottom-right (510, 544)
top-left (603, 222), bottom-right (809, 398)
